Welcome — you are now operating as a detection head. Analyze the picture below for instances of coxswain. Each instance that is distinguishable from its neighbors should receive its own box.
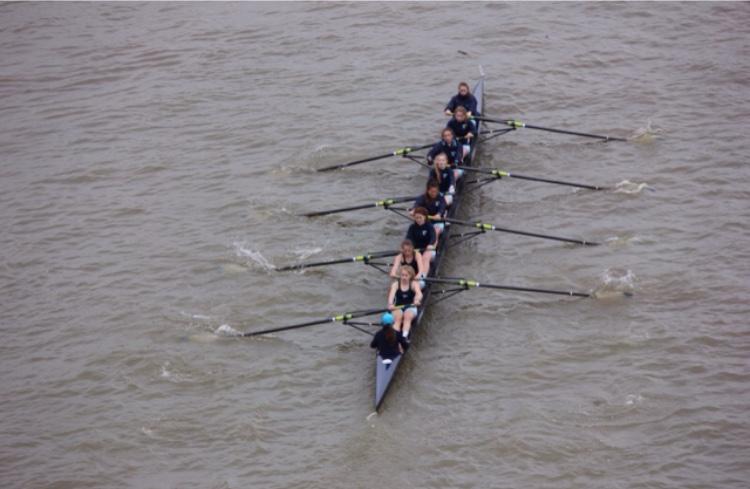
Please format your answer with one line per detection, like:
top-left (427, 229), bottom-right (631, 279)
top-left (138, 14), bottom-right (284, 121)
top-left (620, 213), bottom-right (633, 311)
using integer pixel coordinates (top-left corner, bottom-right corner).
top-left (389, 239), bottom-right (425, 280)
top-left (446, 106), bottom-right (477, 159)
top-left (405, 207), bottom-right (437, 276)
top-left (387, 265), bottom-right (423, 339)
top-left (370, 312), bottom-right (409, 364)
top-left (432, 152), bottom-right (456, 206)
top-left (444, 81), bottom-right (479, 118)
top-left (427, 127), bottom-right (463, 169)
top-left (411, 179), bottom-right (447, 242)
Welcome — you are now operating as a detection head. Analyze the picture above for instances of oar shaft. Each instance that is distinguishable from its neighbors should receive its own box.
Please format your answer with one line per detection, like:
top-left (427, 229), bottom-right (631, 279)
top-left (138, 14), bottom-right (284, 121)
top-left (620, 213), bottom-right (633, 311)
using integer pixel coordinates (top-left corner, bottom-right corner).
top-left (443, 218), bottom-right (599, 246)
top-left (480, 283), bottom-right (591, 297)
top-left (456, 165), bottom-right (604, 190)
top-left (523, 123), bottom-right (626, 142)
top-left (304, 202), bottom-right (379, 217)
top-left (242, 317), bottom-right (335, 336)
top-left (477, 117), bottom-right (625, 142)
top-left (425, 277), bottom-right (590, 298)
top-left (276, 257), bottom-right (359, 271)
top-left (276, 250), bottom-right (399, 271)
top-left (317, 143), bottom-right (434, 172)
top-left (304, 195), bottom-right (417, 218)
top-left (242, 308), bottom-right (388, 337)
top-left (499, 172), bottom-right (605, 191)
top-left (318, 152), bottom-right (395, 172)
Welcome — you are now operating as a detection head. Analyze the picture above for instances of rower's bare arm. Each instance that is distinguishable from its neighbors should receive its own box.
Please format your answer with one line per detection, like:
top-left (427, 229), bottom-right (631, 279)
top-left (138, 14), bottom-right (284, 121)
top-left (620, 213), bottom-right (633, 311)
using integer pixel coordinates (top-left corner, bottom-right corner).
top-left (413, 281), bottom-right (423, 306)
top-left (389, 255), bottom-right (401, 278)
top-left (387, 283), bottom-right (397, 310)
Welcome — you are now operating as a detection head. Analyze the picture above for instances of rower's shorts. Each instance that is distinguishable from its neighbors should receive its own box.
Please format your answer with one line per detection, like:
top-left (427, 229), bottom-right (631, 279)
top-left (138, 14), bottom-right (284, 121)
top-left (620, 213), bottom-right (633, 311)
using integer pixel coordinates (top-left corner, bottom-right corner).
top-left (402, 306), bottom-right (418, 317)
top-left (433, 222), bottom-right (445, 232)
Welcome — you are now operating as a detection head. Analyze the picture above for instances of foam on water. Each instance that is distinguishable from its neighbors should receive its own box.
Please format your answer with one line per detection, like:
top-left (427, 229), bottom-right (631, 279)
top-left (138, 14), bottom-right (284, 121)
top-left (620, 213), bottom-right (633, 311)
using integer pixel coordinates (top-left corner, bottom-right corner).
top-left (215, 324), bottom-right (242, 337)
top-left (232, 241), bottom-right (276, 272)
top-left (614, 180), bottom-right (652, 194)
top-left (294, 246), bottom-right (323, 260)
top-left (592, 268), bottom-right (637, 299)
top-left (630, 119), bottom-right (663, 142)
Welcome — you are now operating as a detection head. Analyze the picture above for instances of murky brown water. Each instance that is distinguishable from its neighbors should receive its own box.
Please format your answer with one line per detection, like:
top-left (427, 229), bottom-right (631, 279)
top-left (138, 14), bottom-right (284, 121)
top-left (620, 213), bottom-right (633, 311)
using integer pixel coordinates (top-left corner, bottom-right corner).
top-left (2, 2), bottom-right (749, 488)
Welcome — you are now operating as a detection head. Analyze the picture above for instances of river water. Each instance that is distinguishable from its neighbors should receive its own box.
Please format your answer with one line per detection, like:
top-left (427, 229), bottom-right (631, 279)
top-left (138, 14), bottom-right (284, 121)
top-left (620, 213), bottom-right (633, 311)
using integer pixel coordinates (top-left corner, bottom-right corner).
top-left (1, 2), bottom-right (749, 488)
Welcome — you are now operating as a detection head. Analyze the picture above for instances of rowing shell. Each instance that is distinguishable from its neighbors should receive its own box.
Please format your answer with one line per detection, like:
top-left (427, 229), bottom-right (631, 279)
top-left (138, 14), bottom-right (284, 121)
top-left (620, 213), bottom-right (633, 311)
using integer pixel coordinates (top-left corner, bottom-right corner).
top-left (375, 74), bottom-right (485, 410)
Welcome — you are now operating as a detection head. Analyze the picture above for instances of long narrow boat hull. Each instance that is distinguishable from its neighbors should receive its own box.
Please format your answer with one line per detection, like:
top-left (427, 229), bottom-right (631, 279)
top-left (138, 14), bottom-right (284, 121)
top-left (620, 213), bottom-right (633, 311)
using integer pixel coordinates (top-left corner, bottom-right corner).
top-left (374, 75), bottom-right (485, 410)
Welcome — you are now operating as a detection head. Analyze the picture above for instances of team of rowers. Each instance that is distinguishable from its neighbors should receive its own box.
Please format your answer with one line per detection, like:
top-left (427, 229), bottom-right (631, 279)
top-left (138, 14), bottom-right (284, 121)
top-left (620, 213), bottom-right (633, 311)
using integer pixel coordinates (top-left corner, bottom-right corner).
top-left (371, 82), bottom-right (479, 362)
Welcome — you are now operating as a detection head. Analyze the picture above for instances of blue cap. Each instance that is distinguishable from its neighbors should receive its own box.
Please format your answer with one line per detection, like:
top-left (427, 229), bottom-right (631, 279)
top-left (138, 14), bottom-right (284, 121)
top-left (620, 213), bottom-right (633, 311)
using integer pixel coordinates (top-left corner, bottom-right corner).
top-left (381, 312), bottom-right (394, 326)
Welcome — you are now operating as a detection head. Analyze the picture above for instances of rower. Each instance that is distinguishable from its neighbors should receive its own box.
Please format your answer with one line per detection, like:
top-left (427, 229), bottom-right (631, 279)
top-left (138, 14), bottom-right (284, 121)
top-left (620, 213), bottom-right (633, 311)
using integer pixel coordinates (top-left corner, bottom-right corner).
top-left (427, 127), bottom-right (463, 169)
top-left (389, 239), bottom-right (425, 280)
top-left (411, 179), bottom-right (447, 243)
top-left (387, 265), bottom-right (423, 339)
top-left (427, 128), bottom-right (464, 181)
top-left (370, 312), bottom-right (409, 364)
top-left (431, 152), bottom-right (456, 206)
top-left (446, 106), bottom-right (477, 159)
top-left (444, 81), bottom-right (479, 118)
top-left (405, 207), bottom-right (437, 276)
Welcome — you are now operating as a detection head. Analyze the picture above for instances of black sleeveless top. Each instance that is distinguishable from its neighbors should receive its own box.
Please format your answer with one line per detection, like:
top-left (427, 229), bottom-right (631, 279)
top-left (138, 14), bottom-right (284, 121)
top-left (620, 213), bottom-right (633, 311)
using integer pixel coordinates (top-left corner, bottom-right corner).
top-left (395, 282), bottom-right (416, 306)
top-left (400, 253), bottom-right (419, 274)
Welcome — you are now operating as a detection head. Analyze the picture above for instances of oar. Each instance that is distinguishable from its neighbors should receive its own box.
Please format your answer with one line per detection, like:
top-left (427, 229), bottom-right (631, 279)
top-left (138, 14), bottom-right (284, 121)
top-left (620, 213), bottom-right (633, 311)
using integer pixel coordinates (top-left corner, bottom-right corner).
top-left (304, 195), bottom-right (417, 218)
top-left (317, 143), bottom-right (434, 172)
top-left (424, 277), bottom-right (591, 298)
top-left (438, 218), bottom-right (600, 246)
top-left (277, 250), bottom-right (399, 272)
top-left (457, 165), bottom-right (606, 191)
top-left (475, 117), bottom-right (626, 142)
top-left (241, 308), bottom-right (389, 337)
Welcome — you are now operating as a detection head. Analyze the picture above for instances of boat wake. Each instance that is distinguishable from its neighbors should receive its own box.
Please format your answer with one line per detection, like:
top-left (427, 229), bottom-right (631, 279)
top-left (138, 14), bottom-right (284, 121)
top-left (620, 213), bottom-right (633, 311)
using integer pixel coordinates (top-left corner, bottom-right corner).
top-left (615, 180), bottom-right (653, 194)
top-left (592, 268), bottom-right (636, 298)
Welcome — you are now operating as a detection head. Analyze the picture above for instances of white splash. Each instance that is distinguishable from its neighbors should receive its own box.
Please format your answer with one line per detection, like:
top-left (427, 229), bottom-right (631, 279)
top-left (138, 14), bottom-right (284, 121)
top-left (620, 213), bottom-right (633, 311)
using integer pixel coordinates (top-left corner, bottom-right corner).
top-left (160, 361), bottom-right (172, 378)
top-left (625, 394), bottom-right (643, 406)
top-left (215, 324), bottom-right (242, 336)
top-left (314, 143), bottom-right (333, 152)
top-left (233, 241), bottom-right (276, 272)
top-left (294, 246), bottom-right (323, 260)
top-left (593, 268), bottom-right (636, 298)
top-left (179, 311), bottom-right (211, 321)
top-left (630, 119), bottom-right (663, 141)
top-left (604, 234), bottom-right (645, 248)
top-left (615, 180), bottom-right (653, 194)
